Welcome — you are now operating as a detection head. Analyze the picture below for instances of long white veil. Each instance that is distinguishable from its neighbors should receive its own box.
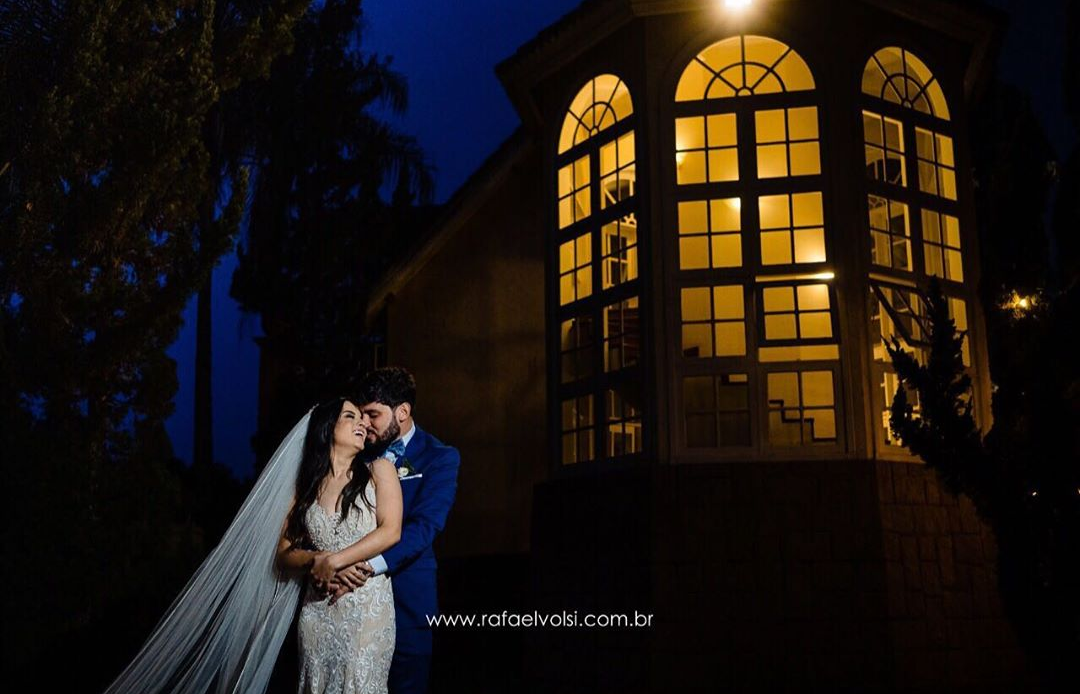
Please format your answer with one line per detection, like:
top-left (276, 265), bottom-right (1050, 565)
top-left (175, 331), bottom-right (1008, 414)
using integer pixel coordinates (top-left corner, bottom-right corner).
top-left (103, 409), bottom-right (313, 694)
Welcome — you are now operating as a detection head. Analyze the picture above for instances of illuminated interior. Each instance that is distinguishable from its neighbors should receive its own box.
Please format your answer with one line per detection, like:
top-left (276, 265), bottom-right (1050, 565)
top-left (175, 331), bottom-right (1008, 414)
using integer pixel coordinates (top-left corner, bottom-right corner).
top-left (861, 47), bottom-right (972, 450)
top-left (674, 35), bottom-right (838, 452)
top-left (867, 196), bottom-right (911, 271)
top-left (546, 35), bottom-right (977, 463)
top-left (862, 47), bottom-right (950, 120)
top-left (555, 74), bottom-right (641, 463)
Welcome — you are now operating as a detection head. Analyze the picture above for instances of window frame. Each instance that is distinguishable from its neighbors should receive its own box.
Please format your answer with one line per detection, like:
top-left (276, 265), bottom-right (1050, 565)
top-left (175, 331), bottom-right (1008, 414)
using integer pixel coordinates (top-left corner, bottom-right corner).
top-left (667, 36), bottom-right (844, 462)
top-left (551, 76), bottom-right (646, 470)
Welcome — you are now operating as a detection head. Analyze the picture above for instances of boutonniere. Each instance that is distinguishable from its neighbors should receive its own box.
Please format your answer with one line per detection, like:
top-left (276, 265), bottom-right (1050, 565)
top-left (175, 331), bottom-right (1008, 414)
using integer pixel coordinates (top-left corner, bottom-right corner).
top-left (396, 457), bottom-right (419, 479)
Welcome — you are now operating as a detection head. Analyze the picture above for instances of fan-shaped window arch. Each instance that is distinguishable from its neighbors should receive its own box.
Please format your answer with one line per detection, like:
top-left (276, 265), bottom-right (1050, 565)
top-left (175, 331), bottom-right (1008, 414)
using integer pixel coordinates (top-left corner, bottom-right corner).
top-left (862, 47), bottom-right (950, 120)
top-left (558, 75), bottom-right (633, 154)
top-left (676, 35), bottom-right (814, 102)
top-left (552, 74), bottom-right (643, 466)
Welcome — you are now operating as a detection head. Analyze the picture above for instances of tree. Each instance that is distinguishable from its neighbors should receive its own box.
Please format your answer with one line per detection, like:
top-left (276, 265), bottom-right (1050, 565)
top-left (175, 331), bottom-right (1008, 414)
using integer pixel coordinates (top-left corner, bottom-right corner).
top-left (230, 0), bottom-right (433, 462)
top-left (887, 11), bottom-right (1080, 679)
top-left (0, 0), bottom-right (308, 685)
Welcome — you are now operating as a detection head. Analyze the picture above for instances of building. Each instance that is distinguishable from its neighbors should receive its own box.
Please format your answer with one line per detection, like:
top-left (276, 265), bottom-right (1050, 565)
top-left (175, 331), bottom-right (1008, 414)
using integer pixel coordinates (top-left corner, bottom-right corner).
top-left (300, 0), bottom-right (1029, 690)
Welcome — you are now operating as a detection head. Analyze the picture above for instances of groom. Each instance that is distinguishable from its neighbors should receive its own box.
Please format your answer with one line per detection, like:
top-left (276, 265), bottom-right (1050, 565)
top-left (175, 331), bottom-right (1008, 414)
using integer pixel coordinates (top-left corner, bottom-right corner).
top-left (334, 366), bottom-right (460, 694)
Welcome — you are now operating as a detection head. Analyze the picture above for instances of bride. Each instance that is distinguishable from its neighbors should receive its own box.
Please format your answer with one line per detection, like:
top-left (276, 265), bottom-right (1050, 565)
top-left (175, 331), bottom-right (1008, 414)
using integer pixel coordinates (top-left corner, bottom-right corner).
top-left (102, 397), bottom-right (402, 694)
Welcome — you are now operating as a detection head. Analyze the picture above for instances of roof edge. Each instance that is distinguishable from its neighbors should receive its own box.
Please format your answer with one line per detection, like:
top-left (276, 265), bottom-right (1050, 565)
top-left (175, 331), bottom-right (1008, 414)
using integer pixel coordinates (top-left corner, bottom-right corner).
top-left (364, 129), bottom-right (532, 325)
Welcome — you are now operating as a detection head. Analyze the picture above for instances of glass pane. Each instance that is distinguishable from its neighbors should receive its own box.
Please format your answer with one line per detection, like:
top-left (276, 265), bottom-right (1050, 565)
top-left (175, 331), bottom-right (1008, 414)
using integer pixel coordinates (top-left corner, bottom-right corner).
top-left (792, 193), bottom-right (824, 226)
top-left (714, 322), bottom-right (746, 356)
top-left (936, 134), bottom-right (954, 166)
top-left (677, 151), bottom-right (707, 185)
top-left (789, 142), bottom-right (821, 176)
top-left (767, 372), bottom-right (800, 407)
top-left (798, 312), bottom-right (833, 339)
top-left (600, 140), bottom-right (617, 176)
top-left (713, 285), bottom-right (744, 319)
top-left (765, 314), bottom-right (798, 340)
top-left (796, 284), bottom-right (830, 310)
top-left (922, 209), bottom-right (941, 242)
top-left (680, 237), bottom-right (709, 270)
top-left (718, 412), bottom-right (751, 446)
top-left (945, 249), bottom-right (964, 281)
top-left (558, 163), bottom-right (573, 197)
top-left (863, 111), bottom-right (883, 146)
top-left (711, 234), bottom-right (742, 268)
top-left (682, 324), bottom-right (712, 358)
top-left (708, 148), bottom-right (739, 182)
top-left (678, 201), bottom-right (708, 234)
top-left (789, 107), bottom-right (818, 140)
top-left (686, 414), bottom-right (717, 448)
top-left (618, 132), bottom-right (636, 167)
top-left (801, 371), bottom-right (834, 407)
top-left (793, 228), bottom-right (826, 263)
top-left (675, 117), bottom-right (705, 150)
top-left (761, 231), bottom-right (793, 265)
top-left (710, 198), bottom-right (741, 231)
top-left (681, 287), bottom-right (711, 322)
top-left (707, 113), bottom-right (738, 146)
top-left (757, 145), bottom-right (788, 178)
top-left (915, 128), bottom-right (934, 159)
top-left (944, 215), bottom-right (961, 246)
top-left (807, 409), bottom-right (836, 441)
top-left (884, 117), bottom-right (904, 150)
top-left (755, 109), bottom-right (786, 143)
top-left (763, 286), bottom-right (796, 312)
top-left (940, 169), bottom-right (957, 200)
top-left (717, 377), bottom-right (749, 410)
top-left (683, 376), bottom-right (714, 411)
top-left (559, 240), bottom-right (575, 273)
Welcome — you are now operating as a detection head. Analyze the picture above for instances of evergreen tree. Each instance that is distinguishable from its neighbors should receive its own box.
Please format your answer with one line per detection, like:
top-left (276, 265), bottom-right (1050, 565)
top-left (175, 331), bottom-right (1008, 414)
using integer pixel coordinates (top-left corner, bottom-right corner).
top-left (0, 1), bottom-right (308, 685)
top-left (888, 10), bottom-right (1080, 680)
top-left (230, 0), bottom-right (433, 462)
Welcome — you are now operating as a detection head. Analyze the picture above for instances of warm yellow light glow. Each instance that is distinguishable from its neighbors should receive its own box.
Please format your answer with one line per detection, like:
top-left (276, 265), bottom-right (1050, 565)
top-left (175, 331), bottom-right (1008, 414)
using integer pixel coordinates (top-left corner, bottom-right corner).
top-left (755, 271), bottom-right (835, 283)
top-left (1001, 290), bottom-right (1037, 315)
top-left (727, 198), bottom-right (741, 212)
top-left (723, 0), bottom-right (753, 10)
top-left (675, 151), bottom-right (687, 167)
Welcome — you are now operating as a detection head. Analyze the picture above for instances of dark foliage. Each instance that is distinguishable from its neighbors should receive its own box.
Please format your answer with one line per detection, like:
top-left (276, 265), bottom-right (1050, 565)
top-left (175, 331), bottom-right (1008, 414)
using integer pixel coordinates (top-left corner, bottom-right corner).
top-left (229, 0), bottom-right (434, 463)
top-left (888, 14), bottom-right (1080, 683)
top-left (0, 0), bottom-right (307, 686)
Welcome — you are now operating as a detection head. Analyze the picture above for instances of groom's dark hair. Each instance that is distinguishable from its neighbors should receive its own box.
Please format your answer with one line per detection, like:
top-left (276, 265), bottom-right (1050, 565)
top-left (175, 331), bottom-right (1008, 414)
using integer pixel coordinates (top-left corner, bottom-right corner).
top-left (358, 366), bottom-right (417, 410)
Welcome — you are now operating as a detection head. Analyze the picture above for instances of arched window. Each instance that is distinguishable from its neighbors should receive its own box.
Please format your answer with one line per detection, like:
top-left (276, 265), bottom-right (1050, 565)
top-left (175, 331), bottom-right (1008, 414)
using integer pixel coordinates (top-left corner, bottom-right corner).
top-left (672, 36), bottom-right (840, 455)
top-left (862, 48), bottom-right (949, 120)
top-left (554, 75), bottom-right (642, 465)
top-left (861, 48), bottom-right (969, 450)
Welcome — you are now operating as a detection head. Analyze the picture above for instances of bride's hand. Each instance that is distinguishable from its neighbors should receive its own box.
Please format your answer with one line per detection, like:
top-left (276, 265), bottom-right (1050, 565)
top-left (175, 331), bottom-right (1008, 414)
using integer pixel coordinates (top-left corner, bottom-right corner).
top-left (310, 552), bottom-right (338, 585)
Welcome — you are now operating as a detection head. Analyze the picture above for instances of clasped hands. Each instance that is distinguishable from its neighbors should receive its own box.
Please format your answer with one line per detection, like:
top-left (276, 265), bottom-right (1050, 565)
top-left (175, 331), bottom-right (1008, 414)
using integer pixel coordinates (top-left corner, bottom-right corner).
top-left (311, 552), bottom-right (374, 605)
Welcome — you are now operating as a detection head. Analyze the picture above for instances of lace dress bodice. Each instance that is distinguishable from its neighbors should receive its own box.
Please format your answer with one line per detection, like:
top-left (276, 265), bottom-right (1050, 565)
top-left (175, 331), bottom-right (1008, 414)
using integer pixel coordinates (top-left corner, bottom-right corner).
top-left (297, 480), bottom-right (395, 694)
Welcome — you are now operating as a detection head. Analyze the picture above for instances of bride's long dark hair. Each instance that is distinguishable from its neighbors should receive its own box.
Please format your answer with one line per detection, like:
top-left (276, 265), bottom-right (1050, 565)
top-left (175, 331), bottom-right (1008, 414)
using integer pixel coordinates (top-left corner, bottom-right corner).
top-left (284, 397), bottom-right (375, 545)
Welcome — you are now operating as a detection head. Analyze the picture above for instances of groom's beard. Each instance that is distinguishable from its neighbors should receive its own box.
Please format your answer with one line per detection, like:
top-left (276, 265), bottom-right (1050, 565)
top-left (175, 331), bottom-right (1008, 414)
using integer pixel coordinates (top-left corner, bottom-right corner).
top-left (367, 417), bottom-right (402, 455)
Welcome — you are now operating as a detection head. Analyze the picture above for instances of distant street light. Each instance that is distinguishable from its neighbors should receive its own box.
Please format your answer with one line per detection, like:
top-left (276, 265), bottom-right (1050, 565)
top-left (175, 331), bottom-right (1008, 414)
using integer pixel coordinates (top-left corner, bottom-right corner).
top-left (723, 0), bottom-right (754, 10)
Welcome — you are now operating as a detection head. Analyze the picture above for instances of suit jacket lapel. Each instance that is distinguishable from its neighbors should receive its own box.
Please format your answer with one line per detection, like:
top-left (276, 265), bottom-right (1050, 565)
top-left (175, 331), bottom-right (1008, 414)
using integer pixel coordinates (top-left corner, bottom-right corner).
top-left (405, 424), bottom-right (429, 469)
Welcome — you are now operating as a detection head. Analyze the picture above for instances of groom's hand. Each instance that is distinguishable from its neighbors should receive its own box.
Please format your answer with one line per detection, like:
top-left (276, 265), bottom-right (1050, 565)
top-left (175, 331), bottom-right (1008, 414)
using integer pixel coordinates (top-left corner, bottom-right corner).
top-left (335, 561), bottom-right (374, 590)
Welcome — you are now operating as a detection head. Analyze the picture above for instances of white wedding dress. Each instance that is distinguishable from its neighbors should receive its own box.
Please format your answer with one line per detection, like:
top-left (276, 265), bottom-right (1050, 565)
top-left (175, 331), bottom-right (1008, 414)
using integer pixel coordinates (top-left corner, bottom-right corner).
top-left (298, 478), bottom-right (396, 694)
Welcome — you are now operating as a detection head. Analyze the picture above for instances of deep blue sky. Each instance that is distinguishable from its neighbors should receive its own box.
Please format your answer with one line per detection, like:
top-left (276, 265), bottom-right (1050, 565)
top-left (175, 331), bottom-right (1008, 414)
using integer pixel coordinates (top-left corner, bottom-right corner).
top-left (165, 0), bottom-right (1073, 480)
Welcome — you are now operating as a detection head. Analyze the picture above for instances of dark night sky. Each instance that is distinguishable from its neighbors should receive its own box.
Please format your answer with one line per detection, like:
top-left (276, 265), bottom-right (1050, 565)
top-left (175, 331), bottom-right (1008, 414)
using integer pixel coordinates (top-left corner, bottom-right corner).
top-left (164, 0), bottom-right (1073, 480)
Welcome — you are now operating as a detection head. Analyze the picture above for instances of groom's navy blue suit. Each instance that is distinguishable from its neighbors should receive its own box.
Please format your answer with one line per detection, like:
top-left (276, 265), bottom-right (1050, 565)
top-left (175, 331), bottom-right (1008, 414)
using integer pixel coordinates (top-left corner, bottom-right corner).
top-left (381, 425), bottom-right (459, 694)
